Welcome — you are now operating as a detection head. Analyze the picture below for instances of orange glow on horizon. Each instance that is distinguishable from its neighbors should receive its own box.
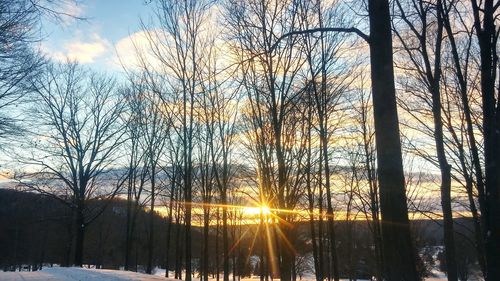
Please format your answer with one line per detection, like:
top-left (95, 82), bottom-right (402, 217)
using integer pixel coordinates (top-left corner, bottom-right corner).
top-left (148, 201), bottom-right (473, 226)
top-left (242, 205), bottom-right (271, 216)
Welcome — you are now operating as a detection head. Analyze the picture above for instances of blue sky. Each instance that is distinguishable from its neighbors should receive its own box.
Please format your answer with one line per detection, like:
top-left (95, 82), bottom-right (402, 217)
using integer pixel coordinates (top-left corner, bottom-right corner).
top-left (40, 0), bottom-right (153, 74)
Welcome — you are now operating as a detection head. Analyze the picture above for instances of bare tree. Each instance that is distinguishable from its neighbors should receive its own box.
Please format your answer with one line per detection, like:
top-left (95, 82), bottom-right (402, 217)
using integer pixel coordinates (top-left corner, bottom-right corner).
top-left (199, 43), bottom-right (240, 281)
top-left (122, 79), bottom-right (151, 271)
top-left (439, 1), bottom-right (486, 275)
top-left (470, 1), bottom-right (500, 280)
top-left (15, 62), bottom-right (127, 267)
top-left (350, 81), bottom-right (383, 281)
top-left (225, 1), bottom-right (312, 280)
top-left (297, 1), bottom-right (355, 279)
top-left (135, 75), bottom-right (171, 275)
top-left (269, 0), bottom-right (419, 279)
top-left (139, 0), bottom-right (215, 278)
top-left (392, 1), bottom-right (458, 279)
top-left (0, 0), bottom-right (81, 142)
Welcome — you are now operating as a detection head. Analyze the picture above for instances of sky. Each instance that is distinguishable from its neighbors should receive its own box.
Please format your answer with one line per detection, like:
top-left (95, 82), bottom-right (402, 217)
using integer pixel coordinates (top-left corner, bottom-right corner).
top-left (40, 0), bottom-right (153, 74)
top-left (15, 0), bottom-right (469, 220)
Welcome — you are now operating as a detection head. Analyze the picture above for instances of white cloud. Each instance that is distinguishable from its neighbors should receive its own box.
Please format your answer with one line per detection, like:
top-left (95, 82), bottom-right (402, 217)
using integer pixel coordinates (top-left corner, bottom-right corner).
top-left (42, 33), bottom-right (111, 64)
top-left (59, 1), bottom-right (86, 26)
top-left (112, 30), bottom-right (166, 70)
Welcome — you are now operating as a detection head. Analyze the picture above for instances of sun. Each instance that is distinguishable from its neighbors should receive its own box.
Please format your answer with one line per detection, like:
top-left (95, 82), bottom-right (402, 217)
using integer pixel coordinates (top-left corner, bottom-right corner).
top-left (242, 205), bottom-right (271, 216)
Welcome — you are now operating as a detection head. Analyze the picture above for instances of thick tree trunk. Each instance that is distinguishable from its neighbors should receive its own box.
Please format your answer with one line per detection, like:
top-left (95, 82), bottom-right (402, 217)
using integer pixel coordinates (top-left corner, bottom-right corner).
top-left (279, 222), bottom-right (293, 281)
top-left (73, 204), bottom-right (85, 267)
top-left (471, 1), bottom-right (500, 280)
top-left (368, 1), bottom-right (418, 280)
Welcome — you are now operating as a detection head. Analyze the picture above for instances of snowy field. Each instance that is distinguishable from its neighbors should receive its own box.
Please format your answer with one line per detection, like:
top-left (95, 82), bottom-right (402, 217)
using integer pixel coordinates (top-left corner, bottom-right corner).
top-left (0, 267), bottom-right (176, 281)
top-left (0, 267), bottom-right (450, 281)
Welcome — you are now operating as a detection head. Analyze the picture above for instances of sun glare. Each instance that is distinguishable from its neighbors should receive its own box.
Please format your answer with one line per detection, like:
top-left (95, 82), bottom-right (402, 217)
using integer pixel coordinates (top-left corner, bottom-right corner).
top-left (243, 205), bottom-right (271, 216)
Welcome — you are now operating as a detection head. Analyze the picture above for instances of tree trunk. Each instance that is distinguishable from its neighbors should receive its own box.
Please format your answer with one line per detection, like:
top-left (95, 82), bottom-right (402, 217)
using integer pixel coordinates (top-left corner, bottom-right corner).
top-left (317, 171), bottom-right (325, 280)
top-left (464, 175), bottom-right (487, 275)
top-left (362, 119), bottom-right (383, 281)
top-left (279, 224), bottom-right (293, 281)
top-left (318, 27), bottom-right (340, 281)
top-left (165, 177), bottom-right (175, 278)
top-left (320, 128), bottom-right (339, 281)
top-left (368, 1), bottom-right (418, 280)
top-left (147, 165), bottom-right (156, 274)
top-left (306, 115), bottom-right (321, 281)
top-left (429, 42), bottom-right (459, 281)
top-left (125, 175), bottom-right (132, 270)
top-left (471, 1), bottom-right (500, 280)
top-left (203, 207), bottom-right (210, 281)
top-left (222, 193), bottom-right (230, 281)
top-left (441, 3), bottom-right (487, 275)
top-left (73, 203), bottom-right (85, 267)
top-left (184, 165), bottom-right (193, 281)
top-left (216, 208), bottom-right (221, 281)
top-left (175, 189), bottom-right (183, 280)
top-left (425, 2), bottom-right (458, 278)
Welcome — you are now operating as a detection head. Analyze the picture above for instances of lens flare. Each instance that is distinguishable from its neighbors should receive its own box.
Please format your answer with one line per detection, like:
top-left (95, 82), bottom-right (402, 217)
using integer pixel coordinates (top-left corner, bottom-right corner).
top-left (242, 205), bottom-right (271, 216)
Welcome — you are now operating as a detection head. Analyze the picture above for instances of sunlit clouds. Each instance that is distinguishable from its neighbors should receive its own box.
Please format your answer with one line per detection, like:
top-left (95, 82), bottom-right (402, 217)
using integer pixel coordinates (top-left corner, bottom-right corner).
top-left (41, 32), bottom-right (111, 64)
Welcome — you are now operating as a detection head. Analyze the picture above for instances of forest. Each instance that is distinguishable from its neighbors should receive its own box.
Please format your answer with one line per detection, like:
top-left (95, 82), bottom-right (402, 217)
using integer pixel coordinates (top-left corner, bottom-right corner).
top-left (0, 0), bottom-right (499, 281)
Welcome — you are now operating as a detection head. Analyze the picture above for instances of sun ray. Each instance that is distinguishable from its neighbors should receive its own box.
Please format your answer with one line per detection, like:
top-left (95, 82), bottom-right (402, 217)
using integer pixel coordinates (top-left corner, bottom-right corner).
top-left (245, 223), bottom-right (261, 265)
top-left (265, 217), bottom-right (279, 276)
top-left (229, 226), bottom-right (252, 254)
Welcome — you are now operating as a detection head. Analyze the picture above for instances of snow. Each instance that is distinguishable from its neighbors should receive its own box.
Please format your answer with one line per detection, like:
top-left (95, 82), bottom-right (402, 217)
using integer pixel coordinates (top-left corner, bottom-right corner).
top-left (425, 270), bottom-right (448, 281)
top-left (0, 267), bottom-right (178, 281)
top-left (0, 267), bottom-right (449, 281)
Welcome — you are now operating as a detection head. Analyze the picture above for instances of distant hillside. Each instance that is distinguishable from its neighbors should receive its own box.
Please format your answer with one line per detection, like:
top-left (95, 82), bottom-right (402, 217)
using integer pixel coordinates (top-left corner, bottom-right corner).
top-left (0, 189), bottom-right (480, 278)
top-left (0, 189), bottom-right (202, 270)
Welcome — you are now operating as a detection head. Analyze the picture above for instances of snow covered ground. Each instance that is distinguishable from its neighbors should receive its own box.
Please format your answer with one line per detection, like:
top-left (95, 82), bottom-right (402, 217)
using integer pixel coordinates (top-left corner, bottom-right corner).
top-left (0, 267), bottom-right (450, 281)
top-left (0, 267), bottom-right (177, 281)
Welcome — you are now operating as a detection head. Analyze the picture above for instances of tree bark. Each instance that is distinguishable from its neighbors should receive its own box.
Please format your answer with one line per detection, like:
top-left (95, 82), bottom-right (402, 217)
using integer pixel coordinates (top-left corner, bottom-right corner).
top-left (440, 2), bottom-right (487, 274)
top-left (147, 165), bottom-right (156, 274)
top-left (428, 4), bottom-right (458, 276)
top-left (368, 1), bottom-right (418, 280)
top-left (73, 201), bottom-right (85, 267)
top-left (471, 1), bottom-right (500, 280)
top-left (203, 206), bottom-right (210, 281)
top-left (222, 193), bottom-right (230, 281)
top-left (165, 171), bottom-right (176, 277)
top-left (216, 208), bottom-right (221, 281)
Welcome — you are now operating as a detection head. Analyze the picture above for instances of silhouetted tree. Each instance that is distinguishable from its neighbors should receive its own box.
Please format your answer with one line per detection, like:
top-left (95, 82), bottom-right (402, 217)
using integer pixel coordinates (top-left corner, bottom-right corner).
top-left (0, 0), bottom-right (81, 142)
top-left (470, 1), bottom-right (500, 280)
top-left (15, 63), bottom-right (128, 267)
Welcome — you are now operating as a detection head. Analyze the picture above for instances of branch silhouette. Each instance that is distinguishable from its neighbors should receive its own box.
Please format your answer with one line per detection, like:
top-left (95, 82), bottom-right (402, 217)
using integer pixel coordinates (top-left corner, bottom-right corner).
top-left (269, 27), bottom-right (369, 52)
